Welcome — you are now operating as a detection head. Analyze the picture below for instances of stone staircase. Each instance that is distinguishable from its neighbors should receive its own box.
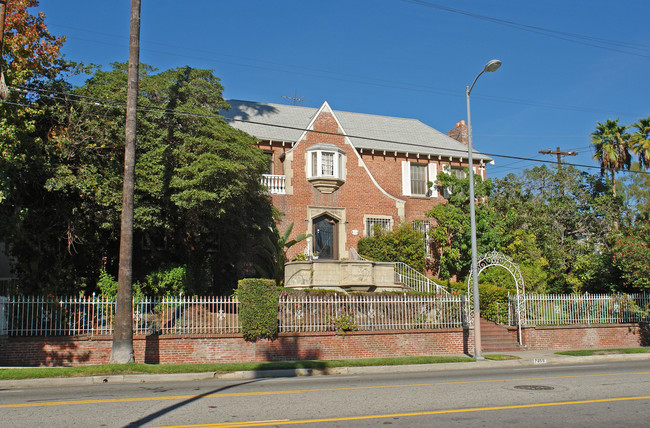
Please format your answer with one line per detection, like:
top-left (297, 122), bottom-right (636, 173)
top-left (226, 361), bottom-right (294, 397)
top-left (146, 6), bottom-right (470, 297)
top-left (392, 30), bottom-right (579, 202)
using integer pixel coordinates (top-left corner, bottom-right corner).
top-left (479, 317), bottom-right (522, 352)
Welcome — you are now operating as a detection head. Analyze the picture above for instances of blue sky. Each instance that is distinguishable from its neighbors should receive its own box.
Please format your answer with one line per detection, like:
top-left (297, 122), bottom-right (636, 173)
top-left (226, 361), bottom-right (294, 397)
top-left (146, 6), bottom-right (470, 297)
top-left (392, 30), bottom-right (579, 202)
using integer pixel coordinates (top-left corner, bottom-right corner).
top-left (36, 0), bottom-right (650, 178)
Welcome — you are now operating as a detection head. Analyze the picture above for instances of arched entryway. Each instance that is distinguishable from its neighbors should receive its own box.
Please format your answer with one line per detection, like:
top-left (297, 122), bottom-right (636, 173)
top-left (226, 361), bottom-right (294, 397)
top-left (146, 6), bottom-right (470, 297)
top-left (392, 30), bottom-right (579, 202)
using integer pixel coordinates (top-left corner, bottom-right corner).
top-left (467, 251), bottom-right (526, 344)
top-left (313, 214), bottom-right (338, 260)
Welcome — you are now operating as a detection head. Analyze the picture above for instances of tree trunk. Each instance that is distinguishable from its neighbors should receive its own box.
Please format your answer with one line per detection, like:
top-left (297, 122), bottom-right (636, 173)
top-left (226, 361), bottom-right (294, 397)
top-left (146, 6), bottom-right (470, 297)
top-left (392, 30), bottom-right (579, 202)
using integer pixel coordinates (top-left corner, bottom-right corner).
top-left (110, 0), bottom-right (141, 364)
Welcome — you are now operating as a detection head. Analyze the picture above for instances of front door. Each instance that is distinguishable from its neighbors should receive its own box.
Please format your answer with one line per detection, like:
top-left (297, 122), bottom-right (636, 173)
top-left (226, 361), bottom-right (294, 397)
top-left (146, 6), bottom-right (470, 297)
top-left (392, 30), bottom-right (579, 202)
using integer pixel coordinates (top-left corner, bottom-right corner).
top-left (313, 215), bottom-right (337, 260)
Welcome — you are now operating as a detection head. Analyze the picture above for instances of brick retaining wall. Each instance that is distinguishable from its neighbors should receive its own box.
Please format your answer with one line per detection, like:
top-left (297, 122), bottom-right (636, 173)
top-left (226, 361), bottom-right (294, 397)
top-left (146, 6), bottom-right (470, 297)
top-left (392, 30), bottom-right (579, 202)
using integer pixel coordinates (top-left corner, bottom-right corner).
top-left (1, 323), bottom-right (647, 367)
top-left (521, 323), bottom-right (649, 350)
top-left (0, 329), bottom-right (471, 367)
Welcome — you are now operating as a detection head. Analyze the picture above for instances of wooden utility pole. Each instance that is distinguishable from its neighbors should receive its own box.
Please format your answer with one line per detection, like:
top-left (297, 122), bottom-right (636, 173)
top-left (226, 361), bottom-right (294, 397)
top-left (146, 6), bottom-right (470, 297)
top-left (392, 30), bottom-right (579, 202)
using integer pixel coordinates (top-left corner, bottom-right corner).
top-left (539, 146), bottom-right (578, 168)
top-left (110, 0), bottom-right (141, 364)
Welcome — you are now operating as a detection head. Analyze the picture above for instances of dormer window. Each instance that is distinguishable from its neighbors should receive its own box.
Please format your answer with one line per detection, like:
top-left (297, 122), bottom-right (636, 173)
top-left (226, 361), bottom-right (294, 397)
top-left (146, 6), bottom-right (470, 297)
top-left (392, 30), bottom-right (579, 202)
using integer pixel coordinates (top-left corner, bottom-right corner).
top-left (307, 144), bottom-right (345, 193)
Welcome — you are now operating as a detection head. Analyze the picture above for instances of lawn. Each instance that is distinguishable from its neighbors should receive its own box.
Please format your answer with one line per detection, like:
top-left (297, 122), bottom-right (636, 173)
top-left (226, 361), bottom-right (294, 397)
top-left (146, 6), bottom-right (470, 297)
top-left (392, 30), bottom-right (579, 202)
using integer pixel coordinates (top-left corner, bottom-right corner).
top-left (0, 355), bottom-right (475, 380)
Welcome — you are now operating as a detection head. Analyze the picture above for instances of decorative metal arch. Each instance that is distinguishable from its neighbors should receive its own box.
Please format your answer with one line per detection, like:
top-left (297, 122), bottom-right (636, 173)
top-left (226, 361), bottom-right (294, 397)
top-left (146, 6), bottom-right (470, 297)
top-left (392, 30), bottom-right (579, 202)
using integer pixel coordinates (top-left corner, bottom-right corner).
top-left (466, 251), bottom-right (526, 344)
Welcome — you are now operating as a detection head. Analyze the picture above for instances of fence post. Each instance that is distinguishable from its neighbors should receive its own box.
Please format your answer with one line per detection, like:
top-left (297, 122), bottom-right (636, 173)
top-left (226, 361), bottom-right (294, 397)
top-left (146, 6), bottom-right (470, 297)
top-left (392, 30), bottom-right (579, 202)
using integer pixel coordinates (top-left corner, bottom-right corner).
top-left (0, 296), bottom-right (7, 336)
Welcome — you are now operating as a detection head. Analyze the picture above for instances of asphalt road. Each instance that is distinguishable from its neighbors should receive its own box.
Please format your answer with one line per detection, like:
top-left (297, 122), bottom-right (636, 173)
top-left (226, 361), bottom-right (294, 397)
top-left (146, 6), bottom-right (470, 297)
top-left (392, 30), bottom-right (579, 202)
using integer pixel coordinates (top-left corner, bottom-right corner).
top-left (1, 360), bottom-right (649, 427)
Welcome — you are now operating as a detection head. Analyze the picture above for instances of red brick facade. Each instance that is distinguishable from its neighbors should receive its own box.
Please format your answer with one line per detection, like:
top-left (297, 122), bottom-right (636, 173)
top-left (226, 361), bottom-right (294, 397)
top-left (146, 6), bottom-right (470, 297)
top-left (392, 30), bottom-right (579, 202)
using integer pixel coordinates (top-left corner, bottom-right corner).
top-left (259, 103), bottom-right (487, 260)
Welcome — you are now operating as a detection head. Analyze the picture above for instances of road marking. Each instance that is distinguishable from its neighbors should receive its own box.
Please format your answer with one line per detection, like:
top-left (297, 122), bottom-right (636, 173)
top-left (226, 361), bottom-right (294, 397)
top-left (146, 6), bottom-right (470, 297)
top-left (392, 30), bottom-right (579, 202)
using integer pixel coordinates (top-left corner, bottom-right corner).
top-left (152, 396), bottom-right (650, 427)
top-left (2, 371), bottom-right (649, 409)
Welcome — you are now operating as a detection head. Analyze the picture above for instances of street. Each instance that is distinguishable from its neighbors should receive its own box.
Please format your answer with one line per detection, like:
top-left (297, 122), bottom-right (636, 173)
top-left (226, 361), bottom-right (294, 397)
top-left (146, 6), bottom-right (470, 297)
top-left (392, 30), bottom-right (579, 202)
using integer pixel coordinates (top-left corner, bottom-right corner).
top-left (1, 360), bottom-right (649, 427)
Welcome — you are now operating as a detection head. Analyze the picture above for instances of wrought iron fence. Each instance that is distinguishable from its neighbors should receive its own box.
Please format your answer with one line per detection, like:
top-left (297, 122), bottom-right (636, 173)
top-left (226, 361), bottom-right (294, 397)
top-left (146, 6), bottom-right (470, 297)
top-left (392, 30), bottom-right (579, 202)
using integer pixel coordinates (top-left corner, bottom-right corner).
top-left (133, 296), bottom-right (239, 335)
top-left (3, 295), bottom-right (115, 336)
top-left (279, 294), bottom-right (466, 332)
top-left (1, 295), bottom-right (240, 337)
top-left (1, 294), bottom-right (466, 336)
top-left (511, 293), bottom-right (650, 326)
top-left (3, 293), bottom-right (648, 336)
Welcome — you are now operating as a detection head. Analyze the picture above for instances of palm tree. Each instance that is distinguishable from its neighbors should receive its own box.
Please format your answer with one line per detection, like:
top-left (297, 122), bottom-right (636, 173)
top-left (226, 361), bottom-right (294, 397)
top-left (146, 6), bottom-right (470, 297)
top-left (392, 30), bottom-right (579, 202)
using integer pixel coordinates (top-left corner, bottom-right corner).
top-left (630, 116), bottom-right (650, 170)
top-left (591, 119), bottom-right (631, 197)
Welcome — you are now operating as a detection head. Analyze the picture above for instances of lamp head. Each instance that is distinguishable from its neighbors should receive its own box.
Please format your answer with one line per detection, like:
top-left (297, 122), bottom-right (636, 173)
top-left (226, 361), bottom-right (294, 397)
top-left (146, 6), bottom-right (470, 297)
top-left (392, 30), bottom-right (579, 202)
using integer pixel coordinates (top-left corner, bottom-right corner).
top-left (484, 59), bottom-right (502, 73)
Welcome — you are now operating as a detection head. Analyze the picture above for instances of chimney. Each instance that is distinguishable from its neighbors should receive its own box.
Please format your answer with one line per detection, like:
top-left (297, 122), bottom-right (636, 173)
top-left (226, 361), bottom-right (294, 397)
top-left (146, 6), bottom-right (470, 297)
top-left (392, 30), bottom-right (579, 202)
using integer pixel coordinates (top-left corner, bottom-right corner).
top-left (447, 120), bottom-right (469, 146)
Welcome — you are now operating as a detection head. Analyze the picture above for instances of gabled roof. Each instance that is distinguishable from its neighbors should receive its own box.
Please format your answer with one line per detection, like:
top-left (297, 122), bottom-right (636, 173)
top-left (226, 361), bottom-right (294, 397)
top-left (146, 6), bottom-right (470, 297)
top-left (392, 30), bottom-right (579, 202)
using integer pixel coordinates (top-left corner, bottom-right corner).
top-left (222, 100), bottom-right (493, 163)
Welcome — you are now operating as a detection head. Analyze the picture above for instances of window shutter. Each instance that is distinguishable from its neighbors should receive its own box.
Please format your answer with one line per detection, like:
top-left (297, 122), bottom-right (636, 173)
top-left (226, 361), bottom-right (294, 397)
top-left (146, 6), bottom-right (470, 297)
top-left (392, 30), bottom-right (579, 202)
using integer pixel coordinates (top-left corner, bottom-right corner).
top-left (402, 161), bottom-right (411, 196)
top-left (473, 166), bottom-right (483, 181)
top-left (428, 163), bottom-right (437, 198)
top-left (442, 164), bottom-right (451, 199)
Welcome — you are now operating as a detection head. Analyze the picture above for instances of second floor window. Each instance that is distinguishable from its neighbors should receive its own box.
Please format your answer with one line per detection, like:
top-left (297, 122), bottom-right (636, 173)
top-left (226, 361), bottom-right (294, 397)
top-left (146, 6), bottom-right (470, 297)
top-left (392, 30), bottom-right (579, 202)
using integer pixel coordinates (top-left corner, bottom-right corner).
top-left (307, 144), bottom-right (345, 180)
top-left (402, 160), bottom-right (437, 197)
top-left (410, 163), bottom-right (427, 195)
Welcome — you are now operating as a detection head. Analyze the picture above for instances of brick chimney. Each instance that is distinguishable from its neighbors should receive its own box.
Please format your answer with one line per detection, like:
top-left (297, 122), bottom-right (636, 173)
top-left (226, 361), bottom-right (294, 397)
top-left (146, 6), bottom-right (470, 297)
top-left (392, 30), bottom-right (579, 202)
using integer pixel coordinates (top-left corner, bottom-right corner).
top-left (447, 120), bottom-right (469, 146)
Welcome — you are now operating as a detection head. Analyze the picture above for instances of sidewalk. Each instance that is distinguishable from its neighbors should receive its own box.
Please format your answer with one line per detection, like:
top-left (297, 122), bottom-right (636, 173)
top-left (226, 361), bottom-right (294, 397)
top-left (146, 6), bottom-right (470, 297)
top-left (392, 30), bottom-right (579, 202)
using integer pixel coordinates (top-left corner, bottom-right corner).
top-left (1, 349), bottom-right (648, 389)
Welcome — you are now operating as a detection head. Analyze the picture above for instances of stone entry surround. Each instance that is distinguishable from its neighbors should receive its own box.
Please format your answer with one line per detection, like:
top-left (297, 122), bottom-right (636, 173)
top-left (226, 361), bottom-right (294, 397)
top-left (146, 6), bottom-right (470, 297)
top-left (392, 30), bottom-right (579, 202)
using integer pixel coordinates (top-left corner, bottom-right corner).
top-left (284, 260), bottom-right (405, 292)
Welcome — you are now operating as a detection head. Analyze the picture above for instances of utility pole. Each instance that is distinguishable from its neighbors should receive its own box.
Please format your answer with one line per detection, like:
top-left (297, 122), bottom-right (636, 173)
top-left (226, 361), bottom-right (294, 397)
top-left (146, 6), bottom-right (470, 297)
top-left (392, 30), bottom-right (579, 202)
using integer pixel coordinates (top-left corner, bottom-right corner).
top-left (539, 147), bottom-right (578, 168)
top-left (111, 0), bottom-right (141, 364)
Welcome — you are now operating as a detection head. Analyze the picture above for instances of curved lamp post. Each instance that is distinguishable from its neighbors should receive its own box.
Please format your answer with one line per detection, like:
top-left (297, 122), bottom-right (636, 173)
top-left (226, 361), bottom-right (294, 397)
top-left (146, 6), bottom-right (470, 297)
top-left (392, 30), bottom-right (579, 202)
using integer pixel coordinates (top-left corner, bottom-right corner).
top-left (466, 59), bottom-right (501, 359)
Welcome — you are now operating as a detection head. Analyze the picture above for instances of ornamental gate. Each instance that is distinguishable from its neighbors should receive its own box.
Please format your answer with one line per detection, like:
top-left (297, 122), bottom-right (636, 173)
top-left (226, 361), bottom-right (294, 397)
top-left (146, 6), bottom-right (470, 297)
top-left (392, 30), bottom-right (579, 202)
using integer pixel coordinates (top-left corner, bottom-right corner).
top-left (467, 251), bottom-right (526, 344)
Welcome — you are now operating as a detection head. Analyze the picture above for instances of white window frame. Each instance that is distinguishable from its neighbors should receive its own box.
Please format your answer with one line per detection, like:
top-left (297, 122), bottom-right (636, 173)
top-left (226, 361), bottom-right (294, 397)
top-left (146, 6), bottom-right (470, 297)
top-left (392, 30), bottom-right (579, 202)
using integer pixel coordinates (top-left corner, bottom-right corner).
top-left (401, 161), bottom-right (437, 197)
top-left (307, 145), bottom-right (345, 180)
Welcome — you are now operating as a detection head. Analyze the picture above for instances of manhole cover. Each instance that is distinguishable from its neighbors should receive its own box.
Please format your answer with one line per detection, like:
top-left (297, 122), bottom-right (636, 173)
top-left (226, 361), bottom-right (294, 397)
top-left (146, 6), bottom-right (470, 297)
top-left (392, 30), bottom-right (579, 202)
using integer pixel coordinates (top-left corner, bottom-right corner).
top-left (514, 385), bottom-right (555, 391)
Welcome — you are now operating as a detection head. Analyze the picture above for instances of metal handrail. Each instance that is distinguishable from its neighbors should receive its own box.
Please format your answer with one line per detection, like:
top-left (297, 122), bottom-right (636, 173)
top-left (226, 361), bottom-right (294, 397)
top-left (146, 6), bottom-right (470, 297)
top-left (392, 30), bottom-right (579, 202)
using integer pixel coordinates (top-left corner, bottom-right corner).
top-left (394, 262), bottom-right (449, 295)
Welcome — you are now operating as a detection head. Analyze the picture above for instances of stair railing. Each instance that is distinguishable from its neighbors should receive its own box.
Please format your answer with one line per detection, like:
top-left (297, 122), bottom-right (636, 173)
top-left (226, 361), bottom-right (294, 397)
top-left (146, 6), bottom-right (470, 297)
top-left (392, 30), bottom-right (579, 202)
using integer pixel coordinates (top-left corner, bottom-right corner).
top-left (350, 248), bottom-right (449, 296)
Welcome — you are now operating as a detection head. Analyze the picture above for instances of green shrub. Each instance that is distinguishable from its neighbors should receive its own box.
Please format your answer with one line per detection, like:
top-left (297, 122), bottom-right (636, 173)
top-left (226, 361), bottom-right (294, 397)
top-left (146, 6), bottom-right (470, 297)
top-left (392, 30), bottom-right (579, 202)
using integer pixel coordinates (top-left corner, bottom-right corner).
top-left (478, 282), bottom-right (510, 324)
top-left (446, 280), bottom-right (510, 323)
top-left (136, 265), bottom-right (187, 297)
top-left (237, 278), bottom-right (279, 341)
top-left (97, 269), bottom-right (144, 301)
top-left (357, 222), bottom-right (426, 272)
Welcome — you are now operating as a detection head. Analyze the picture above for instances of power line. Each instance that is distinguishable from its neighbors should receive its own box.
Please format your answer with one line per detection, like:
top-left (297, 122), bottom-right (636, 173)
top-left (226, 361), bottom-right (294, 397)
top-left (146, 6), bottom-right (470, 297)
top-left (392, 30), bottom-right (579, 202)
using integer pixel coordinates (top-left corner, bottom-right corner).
top-left (401, 0), bottom-right (650, 59)
top-left (48, 26), bottom-right (639, 116)
top-left (6, 85), bottom-right (650, 176)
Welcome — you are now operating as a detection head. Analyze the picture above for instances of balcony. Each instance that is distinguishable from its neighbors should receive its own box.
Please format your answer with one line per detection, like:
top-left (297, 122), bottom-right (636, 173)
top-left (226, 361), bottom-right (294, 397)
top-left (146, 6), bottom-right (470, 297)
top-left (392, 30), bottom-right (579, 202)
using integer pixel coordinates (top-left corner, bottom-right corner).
top-left (261, 174), bottom-right (286, 194)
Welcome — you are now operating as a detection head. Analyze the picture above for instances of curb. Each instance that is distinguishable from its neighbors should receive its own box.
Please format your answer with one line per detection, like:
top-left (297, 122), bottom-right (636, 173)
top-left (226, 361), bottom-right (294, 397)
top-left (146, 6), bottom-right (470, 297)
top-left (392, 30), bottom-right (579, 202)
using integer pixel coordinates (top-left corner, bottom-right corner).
top-left (1, 352), bottom-right (648, 389)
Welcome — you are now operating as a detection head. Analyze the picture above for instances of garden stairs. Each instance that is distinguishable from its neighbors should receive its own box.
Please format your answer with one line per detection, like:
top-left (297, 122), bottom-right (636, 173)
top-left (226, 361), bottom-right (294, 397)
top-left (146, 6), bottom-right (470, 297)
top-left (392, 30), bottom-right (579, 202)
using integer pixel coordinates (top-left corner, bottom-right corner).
top-left (479, 317), bottom-right (522, 352)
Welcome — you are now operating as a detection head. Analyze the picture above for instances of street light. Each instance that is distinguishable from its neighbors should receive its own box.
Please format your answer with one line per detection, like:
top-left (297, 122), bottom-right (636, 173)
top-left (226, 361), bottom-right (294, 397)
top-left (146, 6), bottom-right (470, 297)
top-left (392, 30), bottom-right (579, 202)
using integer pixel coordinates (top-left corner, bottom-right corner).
top-left (466, 59), bottom-right (501, 360)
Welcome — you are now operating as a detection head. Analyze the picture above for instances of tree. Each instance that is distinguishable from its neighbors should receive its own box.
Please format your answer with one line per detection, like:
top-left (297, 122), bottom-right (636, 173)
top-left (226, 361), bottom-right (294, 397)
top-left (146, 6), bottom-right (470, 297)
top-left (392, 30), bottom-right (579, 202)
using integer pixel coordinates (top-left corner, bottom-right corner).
top-left (490, 166), bottom-right (623, 293)
top-left (618, 162), bottom-right (650, 221)
top-left (630, 116), bottom-right (650, 170)
top-left (110, 0), bottom-right (141, 365)
top-left (0, 0), bottom-right (65, 212)
top-left (591, 119), bottom-right (631, 197)
top-left (3, 61), bottom-right (275, 295)
top-left (612, 220), bottom-right (650, 292)
top-left (0, 0), bottom-right (75, 293)
top-left (425, 168), bottom-right (504, 280)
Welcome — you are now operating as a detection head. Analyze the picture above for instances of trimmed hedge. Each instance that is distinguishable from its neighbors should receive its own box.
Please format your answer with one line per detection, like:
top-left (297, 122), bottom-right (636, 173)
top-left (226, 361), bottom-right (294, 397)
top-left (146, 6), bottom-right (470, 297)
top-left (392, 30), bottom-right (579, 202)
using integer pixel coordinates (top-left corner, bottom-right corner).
top-left (237, 278), bottom-right (279, 342)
